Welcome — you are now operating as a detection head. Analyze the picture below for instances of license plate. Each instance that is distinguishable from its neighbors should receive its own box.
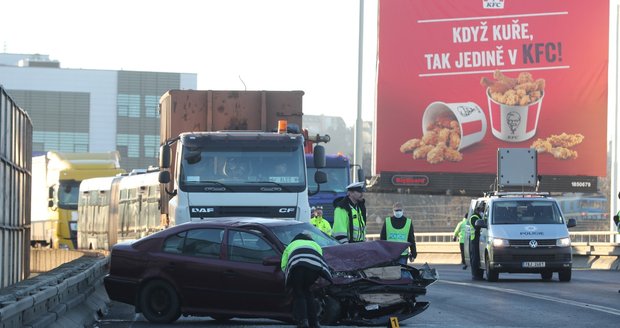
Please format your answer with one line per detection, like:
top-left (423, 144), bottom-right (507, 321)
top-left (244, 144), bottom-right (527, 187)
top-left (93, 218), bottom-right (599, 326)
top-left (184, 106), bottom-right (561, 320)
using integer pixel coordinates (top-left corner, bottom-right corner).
top-left (522, 261), bottom-right (545, 268)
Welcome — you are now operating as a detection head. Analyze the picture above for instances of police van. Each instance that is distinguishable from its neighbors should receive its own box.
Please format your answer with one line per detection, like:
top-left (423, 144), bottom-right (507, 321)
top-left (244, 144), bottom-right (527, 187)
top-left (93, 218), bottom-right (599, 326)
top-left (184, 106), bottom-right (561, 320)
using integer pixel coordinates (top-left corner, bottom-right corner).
top-left (464, 192), bottom-right (576, 282)
top-left (464, 148), bottom-right (577, 282)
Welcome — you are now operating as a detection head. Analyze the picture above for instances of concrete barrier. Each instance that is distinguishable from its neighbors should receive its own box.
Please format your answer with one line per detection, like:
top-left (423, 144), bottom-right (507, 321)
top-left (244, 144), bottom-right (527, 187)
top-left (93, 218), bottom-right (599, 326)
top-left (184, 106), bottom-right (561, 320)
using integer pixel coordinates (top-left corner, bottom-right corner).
top-left (0, 253), bottom-right (109, 328)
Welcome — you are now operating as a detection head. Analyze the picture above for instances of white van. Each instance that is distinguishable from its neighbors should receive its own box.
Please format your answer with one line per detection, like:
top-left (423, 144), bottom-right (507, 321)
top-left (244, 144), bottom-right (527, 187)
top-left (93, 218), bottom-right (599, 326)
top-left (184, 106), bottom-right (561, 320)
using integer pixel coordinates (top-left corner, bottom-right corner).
top-left (464, 192), bottom-right (577, 282)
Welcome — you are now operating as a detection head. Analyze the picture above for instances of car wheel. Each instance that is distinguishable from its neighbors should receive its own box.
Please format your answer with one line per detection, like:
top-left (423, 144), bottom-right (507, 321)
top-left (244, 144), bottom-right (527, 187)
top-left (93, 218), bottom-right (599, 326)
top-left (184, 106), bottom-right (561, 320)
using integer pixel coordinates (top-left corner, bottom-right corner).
top-left (485, 255), bottom-right (499, 282)
top-left (541, 271), bottom-right (553, 280)
top-left (317, 296), bottom-right (340, 324)
top-left (139, 280), bottom-right (181, 323)
top-left (559, 269), bottom-right (572, 282)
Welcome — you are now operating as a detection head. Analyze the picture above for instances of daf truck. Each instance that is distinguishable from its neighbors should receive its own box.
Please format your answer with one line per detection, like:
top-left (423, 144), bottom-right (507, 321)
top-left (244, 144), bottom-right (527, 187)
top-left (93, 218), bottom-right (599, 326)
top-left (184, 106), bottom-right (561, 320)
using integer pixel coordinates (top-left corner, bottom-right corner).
top-left (158, 90), bottom-right (326, 226)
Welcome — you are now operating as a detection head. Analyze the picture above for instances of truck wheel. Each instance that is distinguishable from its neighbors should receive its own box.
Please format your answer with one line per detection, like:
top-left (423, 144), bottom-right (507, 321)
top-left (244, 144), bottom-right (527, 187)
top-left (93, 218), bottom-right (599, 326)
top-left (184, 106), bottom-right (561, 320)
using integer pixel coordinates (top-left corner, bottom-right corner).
top-left (541, 271), bottom-right (553, 280)
top-left (139, 280), bottom-right (181, 323)
top-left (558, 269), bottom-right (572, 282)
top-left (485, 255), bottom-right (499, 282)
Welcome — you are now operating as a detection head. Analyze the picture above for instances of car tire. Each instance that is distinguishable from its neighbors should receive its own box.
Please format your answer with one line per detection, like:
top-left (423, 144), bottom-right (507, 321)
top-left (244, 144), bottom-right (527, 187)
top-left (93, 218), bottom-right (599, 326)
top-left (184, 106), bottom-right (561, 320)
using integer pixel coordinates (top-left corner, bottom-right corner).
top-left (318, 296), bottom-right (340, 324)
top-left (485, 255), bottom-right (499, 282)
top-left (559, 269), bottom-right (572, 282)
top-left (541, 271), bottom-right (553, 280)
top-left (139, 280), bottom-right (181, 323)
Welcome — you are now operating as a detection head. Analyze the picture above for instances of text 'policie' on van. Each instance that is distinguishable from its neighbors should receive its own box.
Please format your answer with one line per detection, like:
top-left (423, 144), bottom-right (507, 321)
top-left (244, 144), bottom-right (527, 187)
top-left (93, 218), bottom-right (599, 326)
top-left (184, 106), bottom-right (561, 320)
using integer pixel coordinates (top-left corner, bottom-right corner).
top-left (464, 148), bottom-right (577, 282)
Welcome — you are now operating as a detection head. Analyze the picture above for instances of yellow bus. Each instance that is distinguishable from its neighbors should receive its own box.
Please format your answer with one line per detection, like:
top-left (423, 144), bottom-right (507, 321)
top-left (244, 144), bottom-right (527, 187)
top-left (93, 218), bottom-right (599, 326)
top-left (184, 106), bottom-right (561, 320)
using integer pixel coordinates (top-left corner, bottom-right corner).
top-left (30, 151), bottom-right (125, 249)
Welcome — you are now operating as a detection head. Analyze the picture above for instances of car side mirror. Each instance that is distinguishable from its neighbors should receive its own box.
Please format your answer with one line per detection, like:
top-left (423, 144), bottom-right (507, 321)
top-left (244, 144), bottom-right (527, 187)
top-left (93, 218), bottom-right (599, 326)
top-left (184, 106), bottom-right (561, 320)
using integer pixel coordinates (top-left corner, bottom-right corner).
top-left (566, 218), bottom-right (577, 228)
top-left (262, 255), bottom-right (281, 267)
top-left (475, 219), bottom-right (487, 229)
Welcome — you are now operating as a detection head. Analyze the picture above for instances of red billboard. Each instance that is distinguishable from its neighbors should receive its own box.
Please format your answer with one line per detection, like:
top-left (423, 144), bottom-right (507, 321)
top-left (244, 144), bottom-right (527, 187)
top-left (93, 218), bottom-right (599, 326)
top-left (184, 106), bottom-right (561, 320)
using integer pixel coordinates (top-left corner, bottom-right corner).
top-left (376, 0), bottom-right (609, 177)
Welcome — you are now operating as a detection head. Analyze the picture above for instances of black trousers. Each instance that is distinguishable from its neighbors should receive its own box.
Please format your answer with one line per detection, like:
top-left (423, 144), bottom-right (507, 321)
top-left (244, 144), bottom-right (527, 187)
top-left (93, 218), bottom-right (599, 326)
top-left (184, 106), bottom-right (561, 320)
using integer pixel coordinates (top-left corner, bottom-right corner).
top-left (289, 267), bottom-right (320, 325)
top-left (459, 243), bottom-right (465, 265)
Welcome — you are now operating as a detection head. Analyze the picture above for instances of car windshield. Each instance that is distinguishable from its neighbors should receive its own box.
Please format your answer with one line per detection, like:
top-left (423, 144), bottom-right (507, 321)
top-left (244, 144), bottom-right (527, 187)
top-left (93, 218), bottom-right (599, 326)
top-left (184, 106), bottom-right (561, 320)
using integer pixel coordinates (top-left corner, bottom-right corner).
top-left (270, 222), bottom-right (340, 247)
top-left (492, 200), bottom-right (564, 224)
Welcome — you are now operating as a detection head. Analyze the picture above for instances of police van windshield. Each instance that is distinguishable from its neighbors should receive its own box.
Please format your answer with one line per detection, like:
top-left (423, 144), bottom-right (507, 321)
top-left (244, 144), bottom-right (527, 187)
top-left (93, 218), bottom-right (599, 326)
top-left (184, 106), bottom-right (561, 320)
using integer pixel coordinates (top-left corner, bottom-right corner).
top-left (492, 200), bottom-right (564, 225)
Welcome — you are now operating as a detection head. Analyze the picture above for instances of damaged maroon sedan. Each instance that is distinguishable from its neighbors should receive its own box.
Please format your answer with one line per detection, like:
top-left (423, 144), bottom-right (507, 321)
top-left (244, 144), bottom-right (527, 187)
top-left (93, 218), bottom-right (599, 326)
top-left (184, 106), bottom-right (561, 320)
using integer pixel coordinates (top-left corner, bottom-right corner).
top-left (103, 218), bottom-right (437, 326)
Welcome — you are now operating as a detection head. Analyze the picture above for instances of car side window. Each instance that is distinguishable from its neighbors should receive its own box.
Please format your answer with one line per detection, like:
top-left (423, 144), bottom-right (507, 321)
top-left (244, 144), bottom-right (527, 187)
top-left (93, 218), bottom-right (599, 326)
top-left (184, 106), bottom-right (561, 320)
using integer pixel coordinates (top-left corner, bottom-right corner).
top-left (227, 230), bottom-right (277, 263)
top-left (179, 228), bottom-right (225, 258)
top-left (163, 232), bottom-right (187, 254)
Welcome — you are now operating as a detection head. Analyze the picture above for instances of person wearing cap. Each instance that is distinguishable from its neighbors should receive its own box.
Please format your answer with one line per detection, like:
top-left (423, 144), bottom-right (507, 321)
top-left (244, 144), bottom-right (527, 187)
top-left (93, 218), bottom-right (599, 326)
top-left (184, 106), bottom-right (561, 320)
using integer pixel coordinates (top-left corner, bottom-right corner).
top-left (453, 213), bottom-right (469, 270)
top-left (332, 181), bottom-right (367, 243)
top-left (380, 202), bottom-right (417, 277)
top-left (310, 206), bottom-right (317, 219)
top-left (281, 232), bottom-right (332, 328)
top-left (310, 206), bottom-right (332, 235)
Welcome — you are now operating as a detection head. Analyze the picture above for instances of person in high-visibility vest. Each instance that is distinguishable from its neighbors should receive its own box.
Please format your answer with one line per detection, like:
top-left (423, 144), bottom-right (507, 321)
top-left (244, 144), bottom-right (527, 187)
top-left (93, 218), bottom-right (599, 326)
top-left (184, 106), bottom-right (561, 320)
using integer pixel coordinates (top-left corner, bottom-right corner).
top-left (453, 213), bottom-right (469, 270)
top-left (310, 207), bottom-right (332, 235)
top-left (380, 202), bottom-right (417, 263)
top-left (468, 203), bottom-right (485, 279)
top-left (281, 232), bottom-right (332, 328)
top-left (332, 182), bottom-right (367, 243)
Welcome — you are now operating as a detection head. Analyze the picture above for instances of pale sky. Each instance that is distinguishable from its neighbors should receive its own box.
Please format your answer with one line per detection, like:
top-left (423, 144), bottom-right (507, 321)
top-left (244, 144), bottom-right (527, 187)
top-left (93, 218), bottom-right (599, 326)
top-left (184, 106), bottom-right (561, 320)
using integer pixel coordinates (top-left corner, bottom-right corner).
top-left (0, 0), bottom-right (379, 127)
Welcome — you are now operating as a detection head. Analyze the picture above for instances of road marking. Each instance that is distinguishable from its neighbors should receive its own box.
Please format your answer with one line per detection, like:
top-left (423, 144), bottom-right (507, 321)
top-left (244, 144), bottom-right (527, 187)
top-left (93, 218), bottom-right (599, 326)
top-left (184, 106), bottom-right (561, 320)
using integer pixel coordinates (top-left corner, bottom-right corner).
top-left (440, 280), bottom-right (620, 316)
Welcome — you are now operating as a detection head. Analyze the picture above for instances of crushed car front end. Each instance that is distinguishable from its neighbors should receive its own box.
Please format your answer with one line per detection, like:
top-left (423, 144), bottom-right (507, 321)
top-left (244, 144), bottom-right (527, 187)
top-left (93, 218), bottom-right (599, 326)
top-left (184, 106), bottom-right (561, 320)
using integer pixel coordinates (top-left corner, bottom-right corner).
top-left (319, 241), bottom-right (437, 326)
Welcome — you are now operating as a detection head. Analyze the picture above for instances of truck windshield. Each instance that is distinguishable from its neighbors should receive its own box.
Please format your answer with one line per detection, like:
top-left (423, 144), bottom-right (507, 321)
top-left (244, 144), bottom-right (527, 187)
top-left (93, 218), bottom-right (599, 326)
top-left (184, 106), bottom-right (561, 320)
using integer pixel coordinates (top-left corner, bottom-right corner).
top-left (58, 180), bottom-right (80, 210)
top-left (307, 167), bottom-right (349, 193)
top-left (180, 145), bottom-right (306, 192)
top-left (492, 200), bottom-right (564, 225)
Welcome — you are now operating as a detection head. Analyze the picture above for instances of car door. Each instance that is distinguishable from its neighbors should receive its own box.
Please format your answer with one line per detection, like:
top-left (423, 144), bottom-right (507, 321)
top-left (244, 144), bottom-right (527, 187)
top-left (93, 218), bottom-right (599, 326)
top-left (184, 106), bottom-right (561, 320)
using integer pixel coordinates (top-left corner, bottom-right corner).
top-left (155, 228), bottom-right (226, 312)
top-left (218, 229), bottom-right (289, 315)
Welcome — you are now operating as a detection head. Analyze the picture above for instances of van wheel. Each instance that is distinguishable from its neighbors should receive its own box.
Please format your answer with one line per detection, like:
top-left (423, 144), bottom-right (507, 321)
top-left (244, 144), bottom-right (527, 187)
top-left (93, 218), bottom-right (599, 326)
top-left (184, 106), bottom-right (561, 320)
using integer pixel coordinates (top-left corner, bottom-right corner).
top-left (558, 269), bottom-right (572, 282)
top-left (541, 271), bottom-right (553, 280)
top-left (485, 255), bottom-right (499, 282)
top-left (139, 280), bottom-right (181, 323)
top-left (318, 296), bottom-right (340, 324)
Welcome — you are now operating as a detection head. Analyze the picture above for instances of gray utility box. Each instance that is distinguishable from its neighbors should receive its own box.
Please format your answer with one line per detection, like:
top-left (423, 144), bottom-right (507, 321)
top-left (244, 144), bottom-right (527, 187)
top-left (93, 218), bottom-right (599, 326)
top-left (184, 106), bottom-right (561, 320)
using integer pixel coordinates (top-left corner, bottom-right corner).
top-left (497, 148), bottom-right (537, 188)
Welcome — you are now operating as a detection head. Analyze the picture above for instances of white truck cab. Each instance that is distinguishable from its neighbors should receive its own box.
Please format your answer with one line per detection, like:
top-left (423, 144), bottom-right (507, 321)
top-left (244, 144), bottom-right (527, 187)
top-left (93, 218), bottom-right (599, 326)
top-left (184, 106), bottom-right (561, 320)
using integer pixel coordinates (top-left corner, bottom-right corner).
top-left (464, 148), bottom-right (577, 282)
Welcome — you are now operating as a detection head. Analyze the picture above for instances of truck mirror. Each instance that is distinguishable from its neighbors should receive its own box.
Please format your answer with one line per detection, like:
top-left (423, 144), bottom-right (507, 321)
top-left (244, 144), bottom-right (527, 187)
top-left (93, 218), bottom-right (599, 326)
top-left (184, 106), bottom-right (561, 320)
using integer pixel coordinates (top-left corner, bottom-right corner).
top-left (159, 171), bottom-right (171, 184)
top-left (357, 168), bottom-right (364, 183)
top-left (160, 144), bottom-right (171, 169)
top-left (566, 218), bottom-right (577, 228)
top-left (314, 171), bottom-right (327, 184)
top-left (313, 145), bottom-right (326, 168)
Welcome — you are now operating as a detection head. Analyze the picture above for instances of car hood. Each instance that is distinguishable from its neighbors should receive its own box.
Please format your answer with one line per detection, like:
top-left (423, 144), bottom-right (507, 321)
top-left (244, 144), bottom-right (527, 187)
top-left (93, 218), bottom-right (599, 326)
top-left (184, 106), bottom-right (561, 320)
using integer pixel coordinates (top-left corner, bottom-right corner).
top-left (322, 240), bottom-right (409, 272)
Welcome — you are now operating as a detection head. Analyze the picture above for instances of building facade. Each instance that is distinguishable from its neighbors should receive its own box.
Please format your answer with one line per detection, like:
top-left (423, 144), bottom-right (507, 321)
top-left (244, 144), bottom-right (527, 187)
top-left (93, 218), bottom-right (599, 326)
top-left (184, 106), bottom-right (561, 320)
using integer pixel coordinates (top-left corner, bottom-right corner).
top-left (0, 53), bottom-right (197, 170)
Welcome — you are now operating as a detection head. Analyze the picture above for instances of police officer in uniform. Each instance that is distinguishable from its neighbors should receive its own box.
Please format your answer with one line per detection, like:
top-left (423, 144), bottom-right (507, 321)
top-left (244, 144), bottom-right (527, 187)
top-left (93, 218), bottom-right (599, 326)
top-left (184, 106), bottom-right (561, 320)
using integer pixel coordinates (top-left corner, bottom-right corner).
top-left (469, 203), bottom-right (485, 279)
top-left (310, 206), bottom-right (332, 235)
top-left (281, 232), bottom-right (332, 328)
top-left (380, 202), bottom-right (417, 265)
top-left (332, 182), bottom-right (366, 243)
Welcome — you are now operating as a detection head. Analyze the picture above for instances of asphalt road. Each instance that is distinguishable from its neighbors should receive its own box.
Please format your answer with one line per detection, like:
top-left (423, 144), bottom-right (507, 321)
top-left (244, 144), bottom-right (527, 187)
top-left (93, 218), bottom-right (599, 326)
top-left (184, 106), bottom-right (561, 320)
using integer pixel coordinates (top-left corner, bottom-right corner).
top-left (93, 264), bottom-right (620, 327)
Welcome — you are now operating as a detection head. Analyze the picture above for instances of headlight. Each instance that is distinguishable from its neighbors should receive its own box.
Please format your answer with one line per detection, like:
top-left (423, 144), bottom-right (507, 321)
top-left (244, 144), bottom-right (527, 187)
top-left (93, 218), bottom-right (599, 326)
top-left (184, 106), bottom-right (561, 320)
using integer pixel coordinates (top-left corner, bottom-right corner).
top-left (333, 270), bottom-right (363, 279)
top-left (556, 237), bottom-right (571, 247)
top-left (491, 237), bottom-right (509, 247)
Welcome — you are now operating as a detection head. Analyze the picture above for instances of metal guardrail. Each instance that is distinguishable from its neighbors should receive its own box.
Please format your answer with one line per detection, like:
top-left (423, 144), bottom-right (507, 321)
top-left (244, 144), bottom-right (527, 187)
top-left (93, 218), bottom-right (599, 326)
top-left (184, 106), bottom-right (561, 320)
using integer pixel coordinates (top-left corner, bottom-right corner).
top-left (368, 231), bottom-right (620, 244)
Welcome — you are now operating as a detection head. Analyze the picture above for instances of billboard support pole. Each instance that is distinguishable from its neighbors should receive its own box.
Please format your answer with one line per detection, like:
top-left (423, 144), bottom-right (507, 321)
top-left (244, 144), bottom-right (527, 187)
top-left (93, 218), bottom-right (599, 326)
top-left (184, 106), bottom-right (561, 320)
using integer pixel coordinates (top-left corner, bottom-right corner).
top-left (354, 0), bottom-right (365, 182)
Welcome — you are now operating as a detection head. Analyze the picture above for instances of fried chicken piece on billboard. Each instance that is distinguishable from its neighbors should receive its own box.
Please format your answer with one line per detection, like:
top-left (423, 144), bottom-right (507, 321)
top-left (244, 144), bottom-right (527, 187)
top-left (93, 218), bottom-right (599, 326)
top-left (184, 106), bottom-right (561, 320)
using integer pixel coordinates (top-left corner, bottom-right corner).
top-left (413, 145), bottom-right (434, 160)
top-left (547, 133), bottom-right (584, 148)
top-left (531, 138), bottom-right (552, 153)
top-left (426, 144), bottom-right (446, 164)
top-left (400, 138), bottom-right (421, 153)
top-left (549, 147), bottom-right (578, 160)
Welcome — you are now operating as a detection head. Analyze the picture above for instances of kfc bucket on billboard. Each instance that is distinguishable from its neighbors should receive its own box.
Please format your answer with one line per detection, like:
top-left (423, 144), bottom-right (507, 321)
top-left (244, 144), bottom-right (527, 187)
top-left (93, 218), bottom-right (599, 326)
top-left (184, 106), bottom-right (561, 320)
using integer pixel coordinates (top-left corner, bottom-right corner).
top-left (482, 70), bottom-right (545, 142)
top-left (422, 102), bottom-right (487, 150)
